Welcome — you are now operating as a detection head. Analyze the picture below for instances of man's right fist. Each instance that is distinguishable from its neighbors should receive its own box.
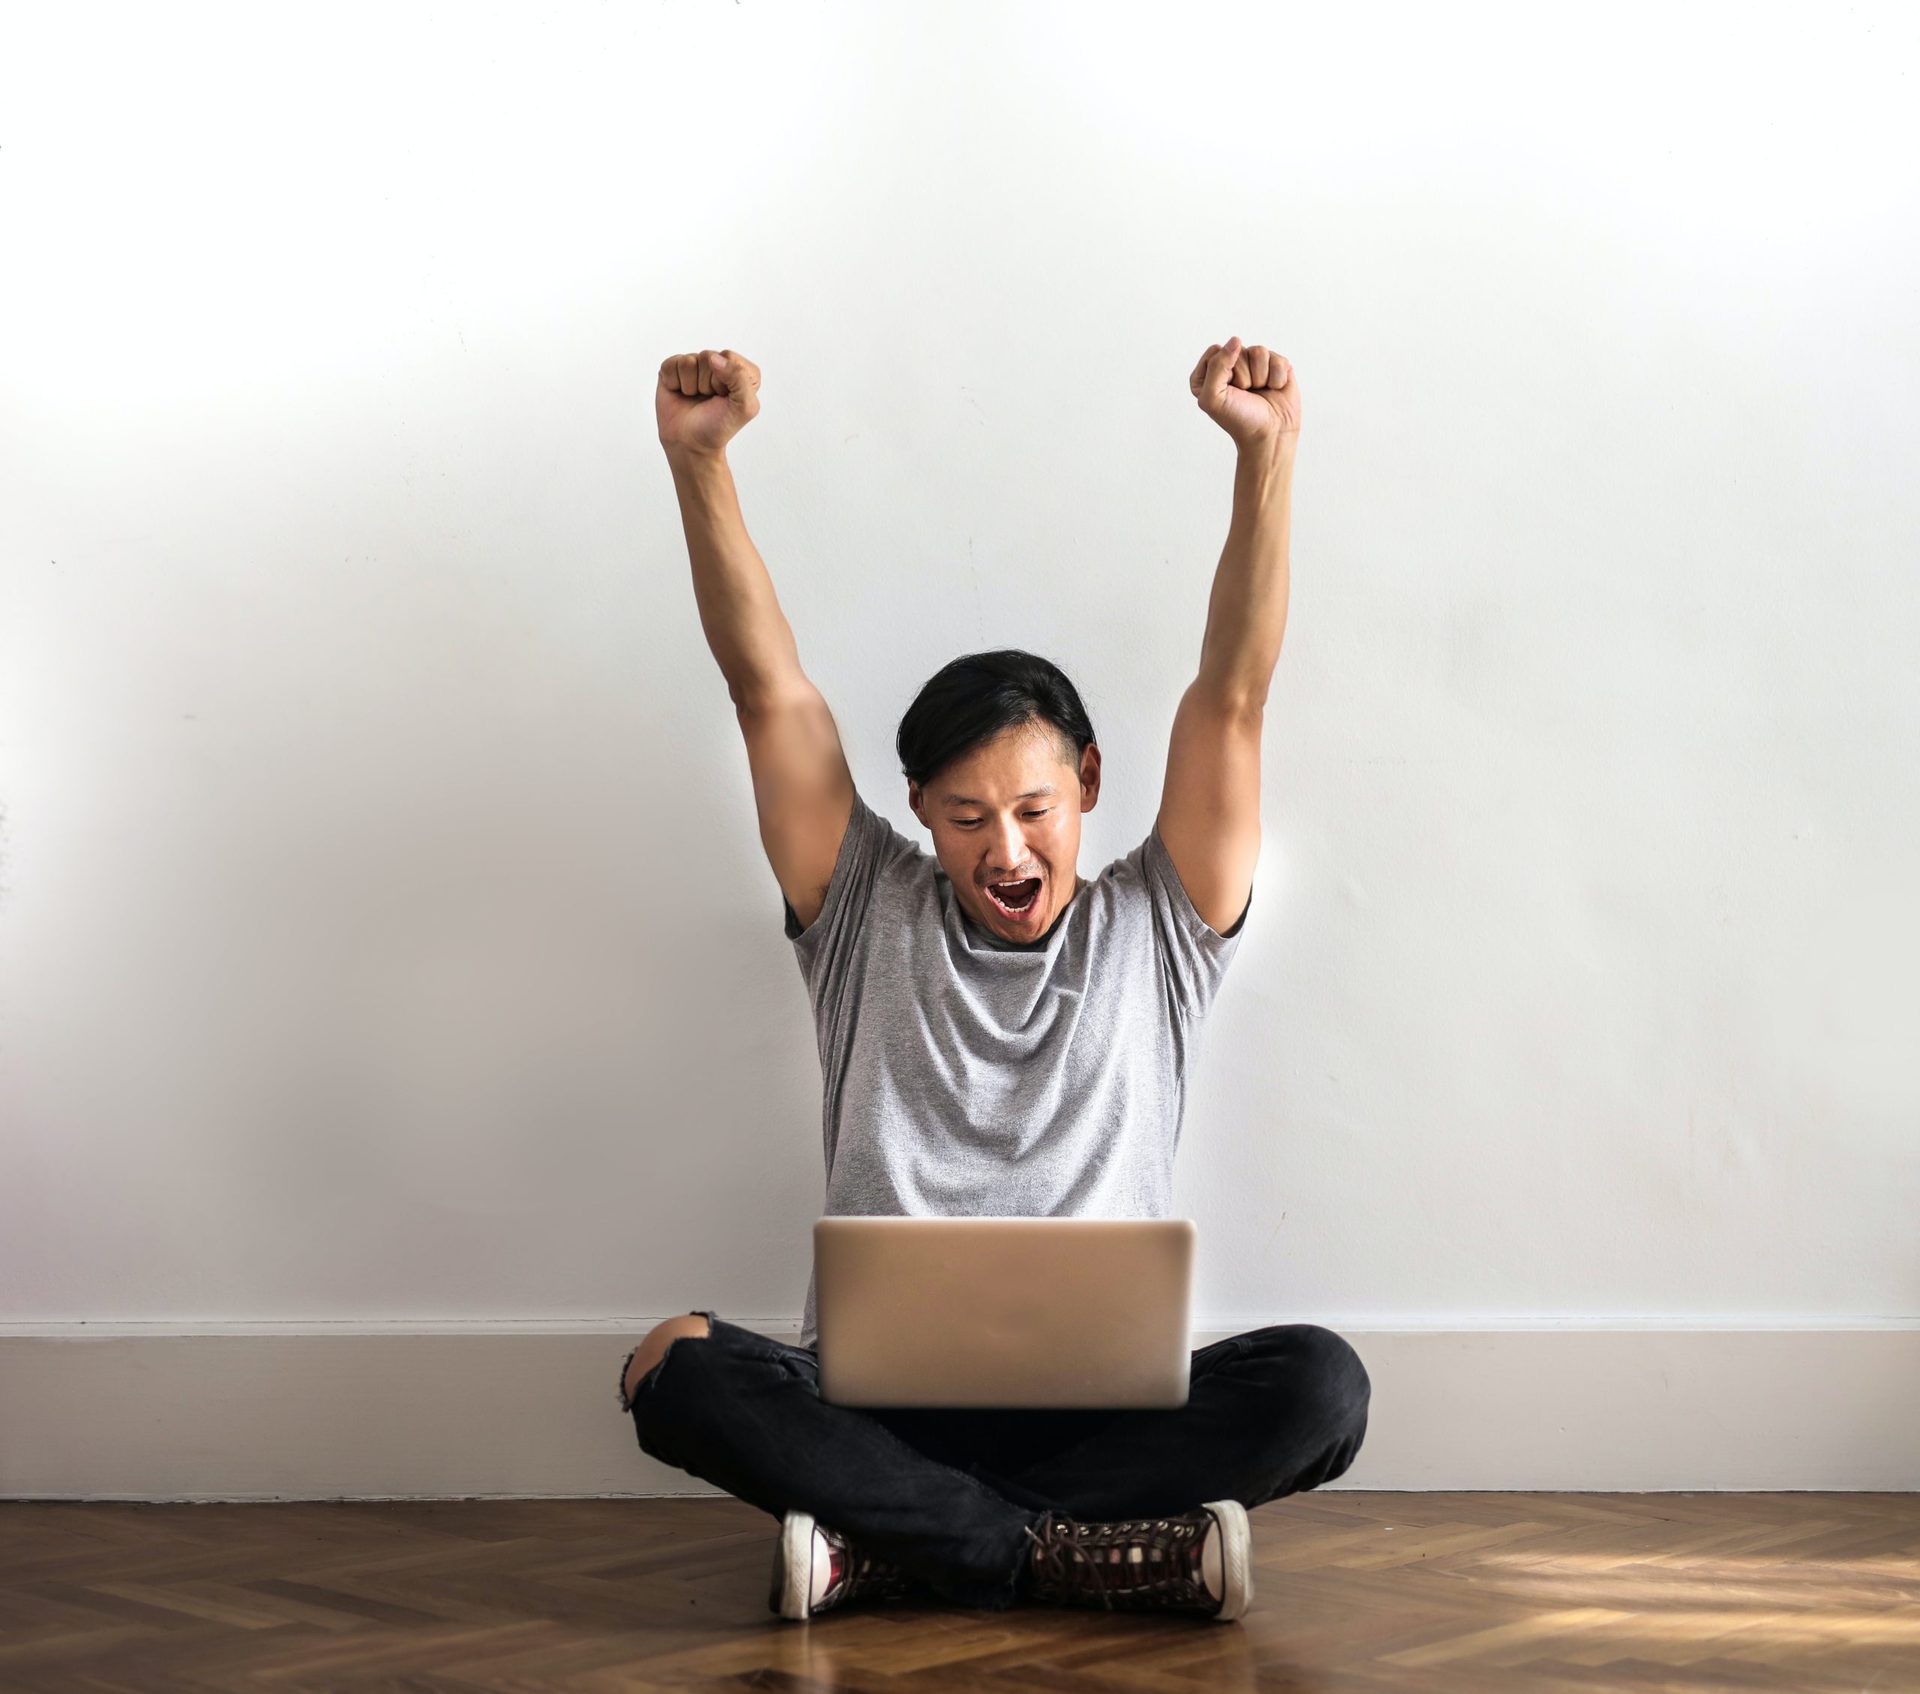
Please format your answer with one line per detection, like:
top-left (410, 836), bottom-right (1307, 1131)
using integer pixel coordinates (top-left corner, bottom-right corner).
top-left (657, 348), bottom-right (761, 457)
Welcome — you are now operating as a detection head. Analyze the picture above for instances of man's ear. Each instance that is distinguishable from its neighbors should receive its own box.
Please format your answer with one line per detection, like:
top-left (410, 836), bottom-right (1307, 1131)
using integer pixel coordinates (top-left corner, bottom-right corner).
top-left (907, 779), bottom-right (928, 828)
top-left (1079, 742), bottom-right (1102, 812)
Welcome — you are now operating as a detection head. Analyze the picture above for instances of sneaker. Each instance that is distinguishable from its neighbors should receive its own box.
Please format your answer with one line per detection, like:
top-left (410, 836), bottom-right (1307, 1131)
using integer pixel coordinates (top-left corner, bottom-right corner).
top-left (1020, 1499), bottom-right (1252, 1621)
top-left (768, 1509), bottom-right (921, 1620)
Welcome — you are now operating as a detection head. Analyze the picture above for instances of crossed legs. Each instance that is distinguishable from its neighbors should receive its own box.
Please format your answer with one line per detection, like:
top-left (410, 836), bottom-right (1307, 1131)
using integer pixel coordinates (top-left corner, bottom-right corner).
top-left (618, 1310), bottom-right (1371, 1608)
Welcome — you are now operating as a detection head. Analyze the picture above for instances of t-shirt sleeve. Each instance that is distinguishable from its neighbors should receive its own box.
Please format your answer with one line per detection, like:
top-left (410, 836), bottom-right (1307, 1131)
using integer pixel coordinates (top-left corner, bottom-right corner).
top-left (1136, 823), bottom-right (1250, 1024)
top-left (781, 787), bottom-right (916, 1003)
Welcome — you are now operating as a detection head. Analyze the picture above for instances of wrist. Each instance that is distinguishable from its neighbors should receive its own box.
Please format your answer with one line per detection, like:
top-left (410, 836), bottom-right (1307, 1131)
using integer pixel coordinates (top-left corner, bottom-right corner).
top-left (1239, 432), bottom-right (1297, 468)
top-left (664, 444), bottom-right (732, 485)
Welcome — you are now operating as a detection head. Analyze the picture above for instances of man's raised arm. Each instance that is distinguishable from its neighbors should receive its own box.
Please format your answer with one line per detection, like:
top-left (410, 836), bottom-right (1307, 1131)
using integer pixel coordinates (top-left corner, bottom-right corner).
top-left (658, 348), bottom-right (853, 932)
top-left (1154, 336), bottom-right (1301, 936)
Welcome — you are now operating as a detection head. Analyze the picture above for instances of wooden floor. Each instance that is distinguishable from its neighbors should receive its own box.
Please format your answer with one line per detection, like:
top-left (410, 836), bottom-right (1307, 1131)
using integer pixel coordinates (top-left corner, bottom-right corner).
top-left (2, 1492), bottom-right (1915, 1692)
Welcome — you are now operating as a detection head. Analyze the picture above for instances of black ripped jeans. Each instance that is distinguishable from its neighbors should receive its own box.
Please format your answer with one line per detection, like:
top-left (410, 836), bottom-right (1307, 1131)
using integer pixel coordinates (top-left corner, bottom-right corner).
top-left (618, 1311), bottom-right (1371, 1610)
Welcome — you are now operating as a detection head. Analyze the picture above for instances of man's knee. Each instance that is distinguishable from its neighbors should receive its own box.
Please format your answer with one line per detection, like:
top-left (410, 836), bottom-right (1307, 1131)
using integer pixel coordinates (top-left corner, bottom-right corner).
top-left (1246, 1322), bottom-right (1371, 1427)
top-left (1264, 1324), bottom-right (1370, 1489)
top-left (623, 1313), bottom-right (713, 1404)
top-left (1296, 1324), bottom-right (1369, 1422)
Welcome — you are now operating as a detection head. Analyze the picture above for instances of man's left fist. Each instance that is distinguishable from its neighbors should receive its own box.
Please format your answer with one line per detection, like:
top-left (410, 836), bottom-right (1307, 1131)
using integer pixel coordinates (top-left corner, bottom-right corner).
top-left (1191, 336), bottom-right (1300, 449)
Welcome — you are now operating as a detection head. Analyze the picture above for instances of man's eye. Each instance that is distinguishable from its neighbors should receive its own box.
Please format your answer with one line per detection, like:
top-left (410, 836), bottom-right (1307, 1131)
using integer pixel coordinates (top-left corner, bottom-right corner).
top-left (954, 811), bottom-right (1049, 828)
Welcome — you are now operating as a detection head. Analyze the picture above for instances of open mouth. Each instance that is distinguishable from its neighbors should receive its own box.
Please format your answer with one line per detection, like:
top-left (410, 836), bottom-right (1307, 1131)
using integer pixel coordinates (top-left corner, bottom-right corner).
top-left (983, 877), bottom-right (1043, 920)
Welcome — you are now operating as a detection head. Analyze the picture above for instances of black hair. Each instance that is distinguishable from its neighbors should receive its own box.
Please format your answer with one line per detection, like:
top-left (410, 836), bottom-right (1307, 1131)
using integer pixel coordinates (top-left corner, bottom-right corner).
top-left (896, 649), bottom-right (1096, 790)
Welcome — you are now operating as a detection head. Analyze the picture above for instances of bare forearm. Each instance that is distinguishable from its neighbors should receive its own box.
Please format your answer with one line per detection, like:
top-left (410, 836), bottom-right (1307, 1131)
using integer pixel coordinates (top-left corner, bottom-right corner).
top-left (1195, 437), bottom-right (1295, 708)
top-left (665, 447), bottom-right (806, 706)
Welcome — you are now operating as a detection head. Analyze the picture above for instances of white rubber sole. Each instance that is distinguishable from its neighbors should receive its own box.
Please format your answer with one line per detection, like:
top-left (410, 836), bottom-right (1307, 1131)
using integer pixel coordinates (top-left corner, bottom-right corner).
top-left (1201, 1499), bottom-right (1253, 1622)
top-left (773, 1509), bottom-right (818, 1620)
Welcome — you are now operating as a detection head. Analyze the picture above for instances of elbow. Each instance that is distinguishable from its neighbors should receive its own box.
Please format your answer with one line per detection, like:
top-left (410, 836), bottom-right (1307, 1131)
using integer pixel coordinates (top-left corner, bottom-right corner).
top-left (1186, 676), bottom-right (1269, 723)
top-left (731, 672), bottom-right (826, 720)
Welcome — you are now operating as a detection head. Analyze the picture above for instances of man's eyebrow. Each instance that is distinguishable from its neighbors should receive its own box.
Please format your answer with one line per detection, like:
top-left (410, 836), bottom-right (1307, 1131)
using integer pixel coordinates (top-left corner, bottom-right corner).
top-left (941, 785), bottom-right (1058, 807)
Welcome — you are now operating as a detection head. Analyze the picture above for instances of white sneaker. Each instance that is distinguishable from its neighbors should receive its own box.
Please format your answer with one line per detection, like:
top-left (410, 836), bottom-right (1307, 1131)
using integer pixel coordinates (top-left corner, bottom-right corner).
top-left (768, 1510), bottom-right (920, 1620)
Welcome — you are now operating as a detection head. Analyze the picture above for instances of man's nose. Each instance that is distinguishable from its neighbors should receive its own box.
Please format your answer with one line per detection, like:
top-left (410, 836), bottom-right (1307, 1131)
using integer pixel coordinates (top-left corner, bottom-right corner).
top-left (991, 816), bottom-right (1027, 873)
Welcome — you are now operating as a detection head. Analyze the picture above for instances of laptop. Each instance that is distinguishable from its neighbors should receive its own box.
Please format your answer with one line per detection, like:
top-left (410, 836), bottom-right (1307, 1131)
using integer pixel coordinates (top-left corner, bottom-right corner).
top-left (813, 1216), bottom-right (1196, 1409)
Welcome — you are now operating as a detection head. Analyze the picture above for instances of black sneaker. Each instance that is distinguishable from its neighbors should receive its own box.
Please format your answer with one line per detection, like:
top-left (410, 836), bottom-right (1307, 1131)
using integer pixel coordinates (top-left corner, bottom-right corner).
top-left (1020, 1499), bottom-right (1251, 1621)
top-left (768, 1510), bottom-right (920, 1620)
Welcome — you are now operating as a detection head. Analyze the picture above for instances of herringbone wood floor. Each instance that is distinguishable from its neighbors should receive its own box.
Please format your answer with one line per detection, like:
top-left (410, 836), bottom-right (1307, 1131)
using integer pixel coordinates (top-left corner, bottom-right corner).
top-left (2, 1492), bottom-right (1915, 1692)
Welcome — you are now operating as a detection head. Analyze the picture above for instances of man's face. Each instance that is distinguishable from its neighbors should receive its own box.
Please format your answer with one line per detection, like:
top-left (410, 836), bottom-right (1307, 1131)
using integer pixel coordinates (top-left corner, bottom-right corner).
top-left (908, 720), bottom-right (1102, 942)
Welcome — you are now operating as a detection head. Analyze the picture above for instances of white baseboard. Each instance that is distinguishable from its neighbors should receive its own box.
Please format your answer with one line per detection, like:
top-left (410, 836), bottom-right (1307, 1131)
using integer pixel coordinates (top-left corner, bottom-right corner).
top-left (2, 1321), bottom-right (1914, 1499)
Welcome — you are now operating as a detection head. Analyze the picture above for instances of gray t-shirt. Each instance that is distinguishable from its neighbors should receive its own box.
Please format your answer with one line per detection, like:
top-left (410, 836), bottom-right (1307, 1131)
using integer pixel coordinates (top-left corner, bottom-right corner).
top-left (783, 787), bottom-right (1249, 1350)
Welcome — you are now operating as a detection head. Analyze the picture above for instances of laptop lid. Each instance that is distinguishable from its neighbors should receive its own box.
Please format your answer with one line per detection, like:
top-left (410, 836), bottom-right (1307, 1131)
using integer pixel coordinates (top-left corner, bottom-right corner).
top-left (814, 1216), bottom-right (1195, 1409)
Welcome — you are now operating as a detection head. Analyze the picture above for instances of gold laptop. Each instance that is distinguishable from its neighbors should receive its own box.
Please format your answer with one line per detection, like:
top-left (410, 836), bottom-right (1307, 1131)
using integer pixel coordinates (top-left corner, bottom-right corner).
top-left (813, 1216), bottom-right (1196, 1409)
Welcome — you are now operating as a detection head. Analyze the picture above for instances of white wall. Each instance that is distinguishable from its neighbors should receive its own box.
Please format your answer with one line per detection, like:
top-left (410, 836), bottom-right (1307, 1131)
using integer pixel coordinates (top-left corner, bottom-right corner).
top-left (3, 1), bottom-right (1917, 1453)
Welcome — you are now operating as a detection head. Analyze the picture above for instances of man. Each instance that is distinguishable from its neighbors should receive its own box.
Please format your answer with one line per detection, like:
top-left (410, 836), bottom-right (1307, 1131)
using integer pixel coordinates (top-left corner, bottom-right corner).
top-left (620, 339), bottom-right (1370, 1623)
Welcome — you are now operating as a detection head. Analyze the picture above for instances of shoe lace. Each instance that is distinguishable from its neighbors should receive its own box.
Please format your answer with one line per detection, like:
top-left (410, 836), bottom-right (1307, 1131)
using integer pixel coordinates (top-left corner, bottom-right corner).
top-left (1022, 1512), bottom-right (1210, 1611)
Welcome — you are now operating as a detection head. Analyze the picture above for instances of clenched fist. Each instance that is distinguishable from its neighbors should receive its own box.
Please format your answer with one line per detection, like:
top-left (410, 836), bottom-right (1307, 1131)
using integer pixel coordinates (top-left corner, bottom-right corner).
top-left (1191, 336), bottom-right (1300, 451)
top-left (657, 348), bottom-right (761, 457)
